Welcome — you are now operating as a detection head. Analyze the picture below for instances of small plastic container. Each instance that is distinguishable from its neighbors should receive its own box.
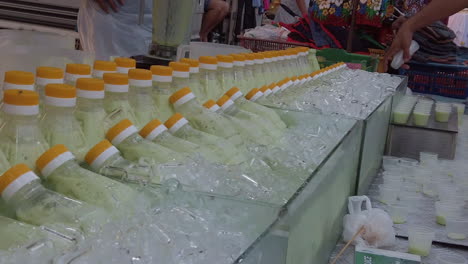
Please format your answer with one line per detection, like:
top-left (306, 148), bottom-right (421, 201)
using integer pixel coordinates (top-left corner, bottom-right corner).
top-left (435, 201), bottom-right (463, 225)
top-left (379, 186), bottom-right (399, 205)
top-left (408, 226), bottom-right (435, 256)
top-left (413, 110), bottom-right (430, 126)
top-left (435, 107), bottom-right (451, 122)
top-left (437, 252), bottom-right (468, 264)
top-left (389, 204), bottom-right (409, 224)
top-left (453, 103), bottom-right (465, 125)
top-left (446, 218), bottom-right (468, 240)
top-left (393, 109), bottom-right (411, 124)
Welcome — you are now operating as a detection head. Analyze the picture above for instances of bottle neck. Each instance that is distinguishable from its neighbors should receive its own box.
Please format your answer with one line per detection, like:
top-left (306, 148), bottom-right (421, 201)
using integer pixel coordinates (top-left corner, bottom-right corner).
top-left (1, 112), bottom-right (39, 126)
top-left (47, 159), bottom-right (80, 179)
top-left (43, 105), bottom-right (75, 116)
top-left (95, 152), bottom-right (125, 171)
top-left (222, 104), bottom-right (239, 116)
top-left (200, 68), bottom-right (217, 78)
top-left (176, 99), bottom-right (204, 115)
top-left (76, 97), bottom-right (104, 111)
top-left (8, 179), bottom-right (44, 208)
top-left (129, 85), bottom-right (152, 95)
top-left (105, 91), bottom-right (129, 101)
top-left (117, 133), bottom-right (144, 147)
top-left (172, 77), bottom-right (190, 90)
top-left (153, 81), bottom-right (173, 93)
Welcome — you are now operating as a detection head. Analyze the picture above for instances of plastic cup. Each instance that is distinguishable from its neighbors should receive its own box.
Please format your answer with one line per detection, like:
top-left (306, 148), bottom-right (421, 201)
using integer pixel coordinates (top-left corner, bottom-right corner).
top-left (408, 226), bottom-right (435, 256)
top-left (435, 201), bottom-right (463, 226)
top-left (393, 110), bottom-right (410, 124)
top-left (413, 111), bottom-right (430, 126)
top-left (389, 204), bottom-right (408, 224)
top-left (446, 218), bottom-right (468, 240)
top-left (437, 252), bottom-right (467, 264)
top-left (379, 186), bottom-right (399, 205)
top-left (435, 108), bottom-right (451, 122)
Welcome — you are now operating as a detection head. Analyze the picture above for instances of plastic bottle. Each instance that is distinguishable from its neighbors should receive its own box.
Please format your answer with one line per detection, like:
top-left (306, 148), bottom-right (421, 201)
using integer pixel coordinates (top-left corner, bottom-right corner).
top-left (64, 64), bottom-right (91, 86)
top-left (307, 48), bottom-right (321, 72)
top-left (151, 65), bottom-right (175, 121)
top-left (140, 119), bottom-right (221, 163)
top-left (92, 60), bottom-right (117, 79)
top-left (216, 55), bottom-right (235, 94)
top-left (261, 52), bottom-right (275, 82)
top-left (169, 61), bottom-right (193, 101)
top-left (198, 56), bottom-right (222, 100)
top-left (391, 40), bottom-right (420, 69)
top-left (216, 96), bottom-right (275, 145)
top-left (202, 99), bottom-right (222, 113)
top-left (225, 87), bottom-right (287, 132)
top-left (0, 215), bottom-right (51, 251)
top-left (85, 139), bottom-right (160, 184)
top-left (1, 71), bottom-right (34, 102)
top-left (35, 67), bottom-right (64, 106)
top-left (169, 87), bottom-right (246, 157)
top-left (103, 73), bottom-right (137, 126)
top-left (230, 54), bottom-right (248, 94)
top-left (256, 84), bottom-right (274, 104)
top-left (0, 90), bottom-right (49, 169)
top-left (128, 69), bottom-right (156, 128)
top-left (36, 144), bottom-right (137, 213)
top-left (180, 58), bottom-right (203, 99)
top-left (243, 53), bottom-right (257, 92)
top-left (164, 113), bottom-right (241, 165)
top-left (276, 50), bottom-right (289, 79)
top-left (114, 57), bottom-right (136, 74)
top-left (252, 53), bottom-right (267, 87)
top-left (105, 119), bottom-right (184, 164)
top-left (0, 164), bottom-right (106, 233)
top-left (74, 78), bottom-right (107, 148)
top-left (40, 84), bottom-right (88, 162)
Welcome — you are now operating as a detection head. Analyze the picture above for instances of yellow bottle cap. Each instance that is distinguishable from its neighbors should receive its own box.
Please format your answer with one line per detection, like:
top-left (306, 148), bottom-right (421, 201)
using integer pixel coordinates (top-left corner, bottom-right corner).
top-left (45, 83), bottom-right (76, 98)
top-left (3, 71), bottom-right (35, 91)
top-left (244, 53), bottom-right (256, 61)
top-left (164, 113), bottom-right (189, 133)
top-left (93, 60), bottom-right (117, 71)
top-left (230, 54), bottom-right (246, 62)
top-left (169, 87), bottom-right (195, 107)
top-left (216, 95), bottom-right (235, 110)
top-left (128, 69), bottom-right (152, 80)
top-left (3, 89), bottom-right (39, 106)
top-left (0, 164), bottom-right (39, 201)
top-left (114, 57), bottom-right (136, 68)
top-left (199, 56), bottom-right (218, 70)
top-left (245, 88), bottom-right (263, 102)
top-left (180, 58), bottom-right (200, 68)
top-left (85, 140), bottom-right (120, 170)
top-left (36, 67), bottom-right (64, 79)
top-left (36, 145), bottom-right (75, 177)
top-left (140, 119), bottom-right (168, 140)
top-left (66, 64), bottom-right (92, 75)
top-left (76, 78), bottom-right (105, 99)
top-left (106, 119), bottom-right (139, 146)
top-left (203, 99), bottom-right (217, 109)
top-left (225, 87), bottom-right (243, 101)
top-left (103, 73), bottom-right (128, 85)
top-left (216, 55), bottom-right (234, 63)
top-left (169, 62), bottom-right (190, 72)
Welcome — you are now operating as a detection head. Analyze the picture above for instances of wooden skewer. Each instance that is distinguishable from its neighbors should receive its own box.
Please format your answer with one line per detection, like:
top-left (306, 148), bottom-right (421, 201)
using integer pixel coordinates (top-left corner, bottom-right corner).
top-left (330, 226), bottom-right (366, 264)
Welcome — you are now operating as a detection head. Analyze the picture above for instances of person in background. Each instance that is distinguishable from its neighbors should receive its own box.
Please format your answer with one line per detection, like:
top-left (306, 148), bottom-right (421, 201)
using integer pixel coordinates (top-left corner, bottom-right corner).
top-left (92, 0), bottom-right (229, 42)
top-left (384, 0), bottom-right (468, 71)
top-left (274, 0), bottom-right (310, 24)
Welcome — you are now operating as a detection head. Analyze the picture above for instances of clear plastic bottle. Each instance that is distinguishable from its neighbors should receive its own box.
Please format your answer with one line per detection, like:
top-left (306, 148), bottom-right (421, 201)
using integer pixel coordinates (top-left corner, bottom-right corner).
top-left (202, 99), bottom-right (222, 113)
top-left (128, 69), bottom-right (156, 128)
top-left (198, 56), bottom-right (222, 100)
top-left (0, 164), bottom-right (106, 233)
top-left (225, 87), bottom-right (286, 132)
top-left (260, 52), bottom-right (275, 82)
top-left (36, 144), bottom-right (137, 213)
top-left (216, 96), bottom-right (275, 145)
top-left (217, 95), bottom-right (280, 141)
top-left (0, 90), bottom-right (49, 169)
top-left (106, 119), bottom-right (184, 164)
top-left (85, 139), bottom-right (160, 184)
top-left (169, 61), bottom-right (191, 91)
top-left (252, 53), bottom-right (267, 87)
top-left (114, 57), bottom-right (136, 74)
top-left (164, 113), bottom-right (242, 165)
top-left (243, 53), bottom-right (257, 92)
top-left (74, 78), bottom-right (107, 148)
top-left (276, 50), bottom-right (289, 79)
top-left (151, 65), bottom-right (176, 121)
top-left (229, 54), bottom-right (248, 94)
top-left (40, 84), bottom-right (88, 162)
top-left (256, 84), bottom-right (274, 104)
top-left (180, 58), bottom-right (203, 99)
top-left (169, 87), bottom-right (246, 157)
top-left (216, 55), bottom-right (235, 94)
top-left (1, 71), bottom-right (34, 102)
top-left (103, 73), bottom-right (137, 126)
top-left (35, 67), bottom-right (64, 106)
top-left (307, 48), bottom-right (321, 72)
top-left (64, 64), bottom-right (92, 87)
top-left (92, 60), bottom-right (117, 79)
top-left (0, 215), bottom-right (51, 251)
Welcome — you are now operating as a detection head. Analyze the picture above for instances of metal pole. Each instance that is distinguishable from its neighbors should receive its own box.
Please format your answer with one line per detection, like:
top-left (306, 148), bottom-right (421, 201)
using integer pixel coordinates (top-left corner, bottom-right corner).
top-left (138, 0), bottom-right (145, 25)
top-left (346, 0), bottom-right (359, 52)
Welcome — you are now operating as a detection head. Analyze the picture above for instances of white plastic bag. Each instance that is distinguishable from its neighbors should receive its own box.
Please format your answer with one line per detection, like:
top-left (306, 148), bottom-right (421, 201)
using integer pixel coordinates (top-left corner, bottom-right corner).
top-left (343, 196), bottom-right (395, 248)
top-left (78, 0), bottom-right (153, 60)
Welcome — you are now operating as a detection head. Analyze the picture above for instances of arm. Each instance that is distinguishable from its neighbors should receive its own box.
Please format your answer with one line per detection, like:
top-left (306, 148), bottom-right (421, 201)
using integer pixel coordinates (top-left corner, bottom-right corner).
top-left (94, 0), bottom-right (125, 13)
top-left (296, 0), bottom-right (308, 17)
top-left (384, 0), bottom-right (468, 70)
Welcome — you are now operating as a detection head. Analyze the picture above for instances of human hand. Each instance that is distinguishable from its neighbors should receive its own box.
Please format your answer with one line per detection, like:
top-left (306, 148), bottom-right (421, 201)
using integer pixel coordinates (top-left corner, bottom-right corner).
top-left (391, 16), bottom-right (407, 31)
top-left (383, 21), bottom-right (415, 71)
top-left (94, 0), bottom-right (125, 13)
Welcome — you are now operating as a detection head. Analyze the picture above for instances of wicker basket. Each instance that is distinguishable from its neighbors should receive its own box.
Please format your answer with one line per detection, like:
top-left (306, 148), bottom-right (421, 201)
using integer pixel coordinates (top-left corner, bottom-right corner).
top-left (238, 36), bottom-right (311, 52)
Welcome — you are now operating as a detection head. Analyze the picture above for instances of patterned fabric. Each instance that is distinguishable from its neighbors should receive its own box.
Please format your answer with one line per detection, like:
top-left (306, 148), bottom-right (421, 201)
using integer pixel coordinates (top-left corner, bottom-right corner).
top-left (394, 0), bottom-right (430, 15)
top-left (310, 0), bottom-right (393, 27)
